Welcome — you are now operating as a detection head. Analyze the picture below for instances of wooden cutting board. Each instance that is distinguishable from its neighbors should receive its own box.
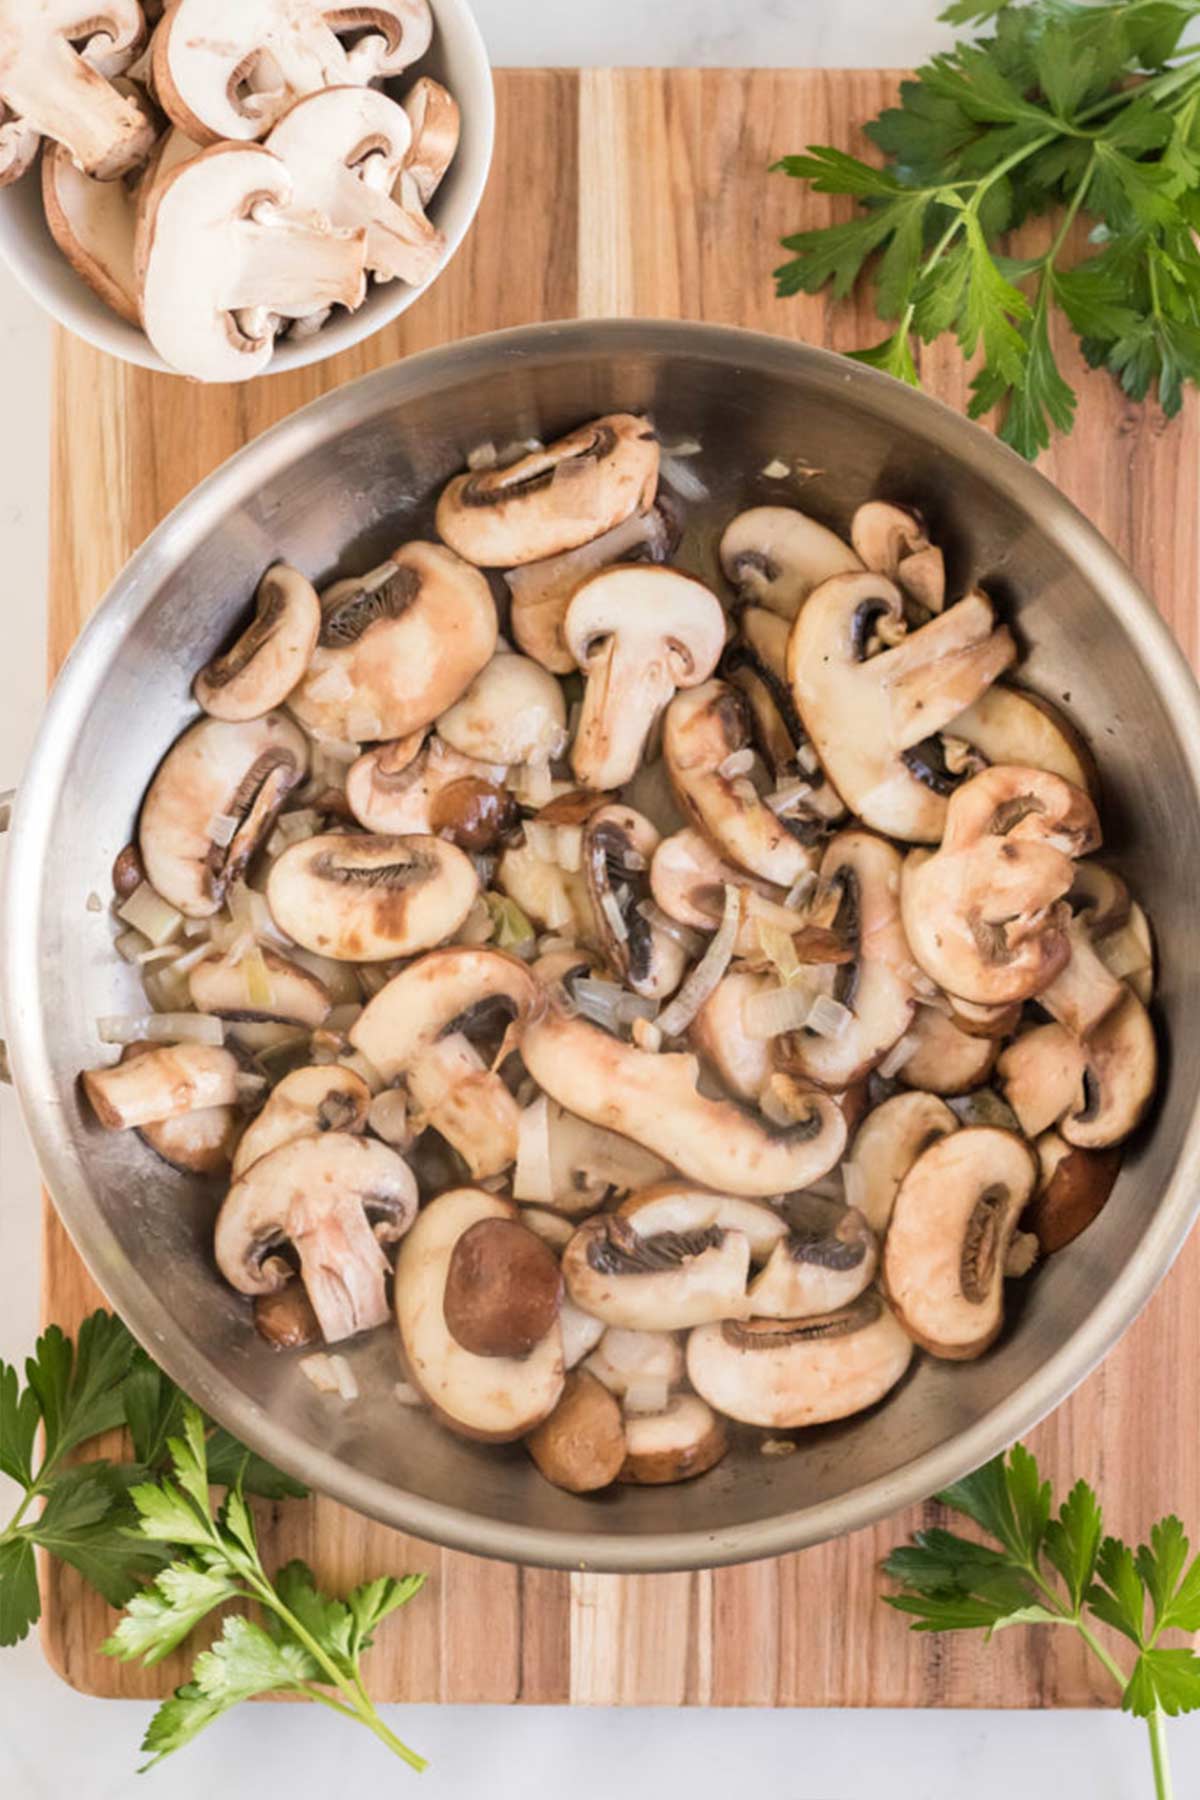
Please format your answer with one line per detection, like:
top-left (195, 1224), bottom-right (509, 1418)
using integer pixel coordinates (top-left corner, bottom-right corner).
top-left (40, 67), bottom-right (1200, 1705)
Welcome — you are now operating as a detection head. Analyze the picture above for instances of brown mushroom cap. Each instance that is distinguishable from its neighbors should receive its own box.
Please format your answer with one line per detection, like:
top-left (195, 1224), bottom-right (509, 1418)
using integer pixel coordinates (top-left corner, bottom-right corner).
top-left (266, 832), bottom-right (478, 961)
top-left (618, 1394), bottom-right (728, 1486)
top-left (1028, 1132), bottom-right (1122, 1253)
top-left (194, 564), bottom-right (321, 723)
top-left (254, 1284), bottom-right (321, 1350)
top-left (443, 1217), bottom-right (564, 1358)
top-left (525, 1370), bottom-right (627, 1494)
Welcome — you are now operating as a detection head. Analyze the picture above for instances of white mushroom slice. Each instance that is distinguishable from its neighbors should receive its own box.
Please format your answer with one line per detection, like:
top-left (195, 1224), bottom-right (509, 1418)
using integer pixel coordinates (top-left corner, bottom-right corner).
top-left (664, 681), bottom-right (818, 888)
top-left (617, 1184), bottom-right (787, 1263)
top-left (618, 1394), bottom-right (728, 1485)
top-left (649, 828), bottom-right (819, 956)
top-left (153, 0), bottom-right (433, 144)
top-left (507, 503), bottom-right (680, 674)
top-left (395, 1188), bottom-right (564, 1442)
top-left (787, 575), bottom-right (1016, 842)
top-left (686, 1293), bottom-right (913, 1429)
top-left (194, 565), bottom-right (321, 723)
top-left (562, 1213), bottom-right (751, 1331)
top-left (400, 75), bottom-right (460, 207)
top-left (724, 606), bottom-right (844, 821)
top-left (266, 833), bottom-right (478, 962)
top-left (231, 1063), bottom-right (370, 1179)
top-left (524, 1101), bottom-right (673, 1215)
top-left (842, 1090), bottom-right (959, 1234)
top-left (883, 1127), bottom-right (1037, 1360)
top-left (0, 102), bottom-right (39, 188)
top-left (141, 1102), bottom-right (240, 1177)
top-left (946, 684), bottom-right (1097, 797)
top-left (437, 653), bottom-right (566, 767)
top-left (290, 544), bottom-right (498, 745)
top-left (136, 143), bottom-right (367, 384)
top-left (896, 1006), bottom-right (998, 1096)
top-left (747, 1207), bottom-right (877, 1320)
top-left (720, 506), bottom-right (861, 620)
top-left (526, 1370), bottom-right (626, 1494)
top-left (41, 140), bottom-right (139, 323)
top-left (1028, 1131), bottom-right (1122, 1254)
top-left (83, 1044), bottom-right (240, 1131)
top-left (520, 999), bottom-right (848, 1198)
top-left (190, 946), bottom-right (331, 1028)
top-left (1096, 901), bottom-right (1154, 1006)
top-left (1038, 911), bottom-right (1125, 1039)
top-left (346, 735), bottom-right (508, 838)
top-left (133, 122), bottom-right (204, 234)
top-left (583, 804), bottom-right (686, 999)
top-left (584, 1326), bottom-right (686, 1397)
top-left (996, 1023), bottom-right (1087, 1139)
top-left (215, 1132), bottom-right (418, 1343)
top-left (0, 2), bottom-right (156, 179)
top-left (139, 713), bottom-right (309, 918)
top-left (437, 414), bottom-right (660, 568)
top-left (690, 971), bottom-right (774, 1102)
top-left (850, 501), bottom-right (945, 613)
top-left (266, 85), bottom-right (444, 288)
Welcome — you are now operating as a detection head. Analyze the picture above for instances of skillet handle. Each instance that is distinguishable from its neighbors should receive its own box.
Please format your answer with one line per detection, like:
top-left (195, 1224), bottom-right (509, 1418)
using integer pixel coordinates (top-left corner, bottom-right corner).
top-left (0, 789), bottom-right (11, 1084)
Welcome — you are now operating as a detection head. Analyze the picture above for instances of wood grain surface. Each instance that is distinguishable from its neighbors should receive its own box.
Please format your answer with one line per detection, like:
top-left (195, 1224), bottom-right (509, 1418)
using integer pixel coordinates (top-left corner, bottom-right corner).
top-left (40, 68), bottom-right (1200, 1705)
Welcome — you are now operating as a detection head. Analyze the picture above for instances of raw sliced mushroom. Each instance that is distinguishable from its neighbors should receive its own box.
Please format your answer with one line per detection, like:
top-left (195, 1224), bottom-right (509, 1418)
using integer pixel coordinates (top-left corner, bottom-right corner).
top-left (947, 684), bottom-right (1098, 797)
top-left (687, 1292), bottom-right (913, 1428)
top-left (616, 1184), bottom-right (788, 1263)
top-left (618, 1394), bottom-right (728, 1485)
top-left (526, 1370), bottom-right (626, 1494)
top-left (0, 2), bottom-right (156, 179)
top-left (690, 971), bottom-right (775, 1102)
top-left (83, 1043), bottom-right (241, 1132)
top-left (266, 833), bottom-right (478, 961)
top-left (563, 1211), bottom-right (750, 1331)
top-left (194, 565), bottom-right (321, 723)
top-left (214, 1131), bottom-right (418, 1342)
top-left (747, 1206), bottom-right (877, 1320)
top-left (883, 1126), bottom-right (1037, 1359)
top-left (1028, 1132), bottom-right (1122, 1254)
top-left (720, 506), bottom-right (861, 619)
top-left (585, 1325), bottom-right (686, 1399)
top-left (437, 414), bottom-right (660, 568)
top-left (153, 0), bottom-right (433, 143)
top-left (787, 575), bottom-right (1016, 842)
top-left (395, 1188), bottom-right (564, 1441)
top-left (400, 75), bottom-right (460, 206)
top-left (443, 1216), bottom-right (563, 1357)
top-left (191, 946), bottom-right (331, 1027)
top-left (437, 652), bottom-right (567, 767)
top-left (289, 543), bottom-right (497, 745)
top-left (841, 1090), bottom-right (959, 1233)
top-left (136, 143), bottom-right (368, 383)
top-left (508, 504), bottom-right (679, 674)
top-left (895, 1007), bottom-right (998, 1096)
top-left (850, 501), bottom-right (944, 613)
top-left (41, 140), bottom-right (139, 323)
top-left (723, 605), bottom-right (844, 822)
top-left (231, 1062), bottom-right (370, 1179)
top-left (566, 567), bottom-right (726, 792)
top-left (584, 804), bottom-right (687, 998)
top-left (0, 103), bottom-right (39, 189)
top-left (139, 712), bottom-right (309, 918)
top-left (346, 736), bottom-right (508, 837)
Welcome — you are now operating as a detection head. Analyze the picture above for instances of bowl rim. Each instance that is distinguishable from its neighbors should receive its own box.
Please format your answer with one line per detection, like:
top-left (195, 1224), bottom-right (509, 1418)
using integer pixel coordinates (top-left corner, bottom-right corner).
top-left (8, 317), bottom-right (1200, 1571)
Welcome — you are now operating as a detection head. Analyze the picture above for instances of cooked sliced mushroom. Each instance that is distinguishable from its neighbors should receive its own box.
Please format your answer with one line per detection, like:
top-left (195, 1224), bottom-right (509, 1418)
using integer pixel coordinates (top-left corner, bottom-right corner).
top-left (350, 947), bottom-right (539, 1178)
top-left (516, 1100), bottom-right (673, 1216)
top-left (140, 1102), bottom-right (241, 1177)
top-left (616, 1183), bottom-right (788, 1263)
top-left (787, 575), bottom-right (1016, 842)
top-left (84, 1043), bottom-right (241, 1132)
top-left (191, 946), bottom-right (331, 1027)
top-left (508, 504), bottom-right (680, 674)
top-left (526, 1370), bottom-right (626, 1494)
top-left (946, 994), bottom-right (1024, 1040)
top-left (686, 1293), bottom-right (913, 1428)
top-left (1089, 891), bottom-right (1155, 1006)
top-left (566, 567), bottom-right (726, 792)
top-left (723, 606), bottom-right (844, 822)
top-left (1028, 1131), bottom-right (1122, 1254)
top-left (266, 833), bottom-right (478, 961)
top-left (584, 804), bottom-right (686, 999)
top-left (842, 1090), bottom-right (959, 1233)
top-left (947, 684), bottom-right (1098, 796)
top-left (154, 0), bottom-right (433, 143)
top-left (443, 1216), bottom-right (563, 1357)
top-left (618, 1394), bottom-right (728, 1485)
top-left (0, 2), bottom-right (156, 179)
top-left (559, 1296), bottom-right (607, 1368)
top-left (215, 1131), bottom-right (418, 1343)
top-left (850, 501), bottom-right (944, 613)
top-left (136, 143), bottom-right (368, 384)
top-left (519, 1206), bottom-right (575, 1251)
top-left (194, 565), bottom-right (321, 722)
top-left (400, 75), bottom-right (460, 206)
top-left (437, 652), bottom-right (567, 767)
top-left (395, 1187), bottom-right (564, 1441)
top-left (690, 971), bottom-right (774, 1102)
top-left (664, 681), bottom-right (819, 887)
top-left (883, 1126), bottom-right (1037, 1359)
top-left (747, 1206), bottom-right (877, 1320)
top-left (649, 828), bottom-right (835, 958)
top-left (139, 712), bottom-right (308, 918)
top-left (996, 1022), bottom-right (1087, 1139)
top-left (561, 1212), bottom-right (750, 1330)
top-left (290, 544), bottom-right (497, 745)
top-left (42, 139), bottom-right (140, 323)
top-left (346, 735), bottom-right (508, 838)
top-left (254, 1284), bottom-right (321, 1350)
top-left (896, 1007), bottom-right (998, 1096)
top-left (585, 1325), bottom-right (686, 1397)
top-left (1062, 991), bottom-right (1156, 1149)
top-left (1038, 911), bottom-right (1126, 1038)
top-left (520, 996), bottom-right (847, 1197)
top-left (437, 414), bottom-right (660, 568)
top-left (720, 506), bottom-right (861, 619)
top-left (230, 1063), bottom-right (370, 1179)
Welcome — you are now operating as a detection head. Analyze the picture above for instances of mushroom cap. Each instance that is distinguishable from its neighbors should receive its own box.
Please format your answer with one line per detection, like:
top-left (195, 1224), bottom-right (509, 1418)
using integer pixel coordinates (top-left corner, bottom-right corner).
top-left (946, 683), bottom-right (1098, 799)
top-left (843, 1090), bottom-right (959, 1234)
top-left (437, 414), bottom-right (660, 568)
top-left (346, 735), bottom-right (507, 837)
top-left (686, 1293), bottom-right (913, 1429)
top-left (723, 605), bottom-right (844, 820)
top-left (618, 1394), bottom-right (728, 1486)
top-left (190, 946), bottom-right (332, 1028)
top-left (266, 832), bottom-right (478, 962)
top-left (1061, 989), bottom-right (1157, 1150)
top-left (896, 1005), bottom-right (998, 1096)
top-left (395, 1188), bottom-right (564, 1442)
top-left (290, 543), bottom-right (498, 745)
top-left (401, 75), bottom-right (461, 207)
top-left (350, 945), bottom-right (541, 1081)
top-left (443, 1216), bottom-right (564, 1358)
top-left (139, 712), bottom-right (309, 917)
top-left (689, 971), bottom-right (775, 1103)
top-left (526, 1370), bottom-right (626, 1494)
top-left (850, 501), bottom-right (944, 612)
top-left (939, 765), bottom-right (1101, 858)
top-left (254, 1285), bottom-right (321, 1351)
top-left (720, 506), bottom-right (861, 619)
top-left (561, 1213), bottom-right (752, 1331)
top-left (615, 1183), bottom-right (788, 1264)
top-left (996, 1022), bottom-right (1087, 1140)
top-left (437, 652), bottom-right (567, 767)
top-left (746, 1207), bottom-right (878, 1320)
top-left (508, 504), bottom-right (680, 674)
top-left (230, 1062), bottom-right (371, 1180)
top-left (41, 137), bottom-right (140, 324)
top-left (1028, 1132), bottom-right (1122, 1254)
top-left (194, 564), bottom-right (321, 723)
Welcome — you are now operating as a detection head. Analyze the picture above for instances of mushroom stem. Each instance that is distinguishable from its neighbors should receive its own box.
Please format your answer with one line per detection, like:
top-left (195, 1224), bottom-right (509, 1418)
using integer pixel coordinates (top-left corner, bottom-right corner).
top-left (288, 1186), bottom-right (392, 1341)
top-left (406, 1031), bottom-right (521, 1179)
top-left (4, 25), bottom-right (156, 178)
top-left (83, 1045), bottom-right (239, 1131)
top-left (572, 639), bottom-right (675, 792)
top-left (227, 209), bottom-right (367, 315)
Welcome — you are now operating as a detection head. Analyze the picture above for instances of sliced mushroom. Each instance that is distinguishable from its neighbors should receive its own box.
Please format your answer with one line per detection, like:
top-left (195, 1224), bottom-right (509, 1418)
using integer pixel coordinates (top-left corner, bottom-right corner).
top-left (519, 1100), bottom-right (673, 1216)
top-left (400, 75), bottom-right (460, 207)
top-left (136, 143), bottom-right (367, 383)
top-left (842, 1090), bottom-right (959, 1234)
top-left (290, 544), bottom-right (497, 745)
top-left (139, 712), bottom-right (308, 918)
top-left (559, 1296), bottom-right (607, 1368)
top-left (0, 2), bottom-right (156, 179)
top-left (1070, 872), bottom-right (1155, 1006)
top-left (437, 414), bottom-right (660, 568)
top-left (723, 606), bottom-right (844, 822)
top-left (395, 1188), bottom-right (564, 1441)
top-left (686, 1293), bottom-right (913, 1429)
top-left (437, 653), bottom-right (567, 768)
top-left (584, 804), bottom-right (686, 998)
top-left (0, 103), bottom-right (39, 189)
top-left (526, 1370), bottom-right (626, 1494)
top-left (1038, 911), bottom-right (1126, 1039)
top-left (41, 139), bottom-right (139, 323)
top-left (618, 1394), bottom-right (728, 1485)
top-left (896, 1007), bottom-right (998, 1096)
top-left (720, 506), bottom-right (861, 620)
top-left (114, 1042), bottom-right (241, 1175)
top-left (508, 503), bottom-right (680, 674)
top-left (562, 1213), bottom-right (750, 1330)
top-left (266, 833), bottom-right (478, 961)
top-left (747, 1206), bottom-right (877, 1320)
top-left (787, 575), bottom-right (1016, 842)
top-left (690, 971), bottom-right (774, 1102)
top-left (84, 1042), bottom-right (241, 1131)
top-left (882, 1126), bottom-right (1037, 1360)
top-left (649, 828), bottom-right (831, 957)
top-left (946, 994), bottom-right (1024, 1040)
top-left (194, 565), bottom-right (321, 723)
top-left (350, 947), bottom-right (539, 1178)
top-left (996, 1022), bottom-right (1088, 1139)
top-left (215, 1131), bottom-right (418, 1342)
top-left (519, 1206), bottom-right (575, 1251)
top-left (616, 1184), bottom-right (788, 1263)
top-left (584, 1325), bottom-right (686, 1397)
top-left (190, 946), bottom-right (331, 1027)
top-left (1028, 1132), bottom-right (1122, 1254)
top-left (230, 1063), bottom-right (370, 1179)
top-left (850, 501), bottom-right (944, 613)
top-left (947, 684), bottom-right (1098, 796)
top-left (346, 735), bottom-right (508, 839)
top-left (1063, 991), bottom-right (1157, 1149)
top-left (154, 0), bottom-right (433, 143)
top-left (566, 567), bottom-right (726, 793)
top-left (443, 1216), bottom-right (564, 1357)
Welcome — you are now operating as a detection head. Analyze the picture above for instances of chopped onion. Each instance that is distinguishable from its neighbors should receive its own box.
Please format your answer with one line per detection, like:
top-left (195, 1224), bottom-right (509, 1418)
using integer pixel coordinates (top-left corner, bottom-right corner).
top-left (467, 439), bottom-right (498, 470)
top-left (537, 932), bottom-right (578, 956)
top-left (358, 965), bottom-right (390, 999)
top-left (208, 811), bottom-right (240, 848)
top-left (556, 824), bottom-right (583, 873)
top-left (97, 1012), bottom-right (225, 1047)
top-left (656, 883), bottom-right (741, 1038)
top-left (524, 821), bottom-right (558, 863)
top-left (841, 1160), bottom-right (867, 1216)
top-left (117, 883), bottom-right (183, 947)
top-left (755, 919), bottom-right (801, 984)
top-left (599, 889), bottom-right (629, 943)
top-left (394, 1380), bottom-right (423, 1408)
top-left (182, 918), bottom-right (210, 939)
top-left (496, 436), bottom-right (545, 466)
top-left (115, 927), bottom-right (150, 964)
top-left (732, 776), bottom-right (760, 806)
top-left (86, 891), bottom-right (103, 914)
top-left (659, 436), bottom-right (702, 457)
top-left (616, 993), bottom-right (659, 1025)
top-left (949, 1089), bottom-right (1021, 1132)
top-left (328, 1354), bottom-right (359, 1402)
top-left (623, 1376), bottom-right (670, 1416)
top-left (766, 779), bottom-right (813, 817)
top-left (369, 1087), bottom-right (410, 1147)
top-left (718, 748), bottom-right (755, 781)
top-left (142, 967), bottom-right (191, 1013)
top-left (514, 1094), bottom-right (554, 1203)
top-left (760, 1437), bottom-right (797, 1457)
top-left (136, 942), bottom-right (180, 966)
top-left (659, 454), bottom-right (709, 502)
top-left (168, 941), bottom-right (214, 978)
top-left (288, 947), bottom-right (361, 1004)
top-left (761, 458), bottom-right (790, 480)
top-left (236, 1071), bottom-right (268, 1100)
top-left (457, 895), bottom-right (495, 947)
top-left (243, 945), bottom-right (275, 1011)
top-left (572, 977), bottom-right (625, 1031)
top-left (877, 1033), bottom-right (919, 1080)
top-left (743, 983), bottom-right (816, 1041)
top-left (485, 892), bottom-right (536, 949)
top-left (631, 1017), bottom-right (662, 1053)
top-left (621, 845), bottom-right (647, 873)
top-left (339, 1050), bottom-right (385, 1095)
top-left (300, 1354), bottom-right (339, 1395)
top-left (784, 872), bottom-right (818, 910)
top-left (806, 994), bottom-right (853, 1039)
top-left (229, 1022), bottom-right (306, 1054)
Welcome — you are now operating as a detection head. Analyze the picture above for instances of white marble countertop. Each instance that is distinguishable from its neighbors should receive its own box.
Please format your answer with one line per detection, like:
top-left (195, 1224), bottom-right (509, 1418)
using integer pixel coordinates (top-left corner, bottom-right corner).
top-left (2, 3), bottom-right (1199, 1795)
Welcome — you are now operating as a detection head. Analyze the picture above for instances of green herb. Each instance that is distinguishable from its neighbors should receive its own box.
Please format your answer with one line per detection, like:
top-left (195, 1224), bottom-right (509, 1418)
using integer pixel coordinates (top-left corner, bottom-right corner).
top-left (105, 1404), bottom-right (427, 1772)
top-left (774, 0), bottom-right (1200, 458)
top-left (884, 1443), bottom-right (1200, 1799)
top-left (485, 890), bottom-right (536, 950)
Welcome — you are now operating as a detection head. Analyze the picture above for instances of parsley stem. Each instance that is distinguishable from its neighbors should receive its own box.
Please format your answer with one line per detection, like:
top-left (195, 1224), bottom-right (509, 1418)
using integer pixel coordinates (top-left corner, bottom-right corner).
top-left (1148, 1704), bottom-right (1174, 1800)
top-left (1074, 1620), bottom-right (1131, 1696)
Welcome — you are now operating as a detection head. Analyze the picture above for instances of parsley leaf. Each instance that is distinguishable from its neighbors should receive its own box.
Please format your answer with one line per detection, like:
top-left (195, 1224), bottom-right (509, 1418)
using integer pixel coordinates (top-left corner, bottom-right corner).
top-left (1125, 1649), bottom-right (1200, 1720)
top-left (0, 1540), bottom-right (39, 1649)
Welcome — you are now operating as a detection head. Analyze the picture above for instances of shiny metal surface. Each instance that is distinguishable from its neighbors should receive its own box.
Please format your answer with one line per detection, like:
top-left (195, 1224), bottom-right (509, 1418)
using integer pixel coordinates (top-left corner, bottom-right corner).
top-left (6, 320), bottom-right (1200, 1572)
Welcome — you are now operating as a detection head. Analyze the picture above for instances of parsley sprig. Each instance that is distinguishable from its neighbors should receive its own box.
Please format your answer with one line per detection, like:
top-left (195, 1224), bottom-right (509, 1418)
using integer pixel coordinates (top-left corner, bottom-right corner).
top-left (774, 0), bottom-right (1200, 458)
top-left (885, 1444), bottom-right (1200, 1799)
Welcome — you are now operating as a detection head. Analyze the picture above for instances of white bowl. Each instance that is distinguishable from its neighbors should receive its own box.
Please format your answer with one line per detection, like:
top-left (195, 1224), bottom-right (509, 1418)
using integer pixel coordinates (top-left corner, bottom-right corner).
top-left (0, 0), bottom-right (495, 377)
